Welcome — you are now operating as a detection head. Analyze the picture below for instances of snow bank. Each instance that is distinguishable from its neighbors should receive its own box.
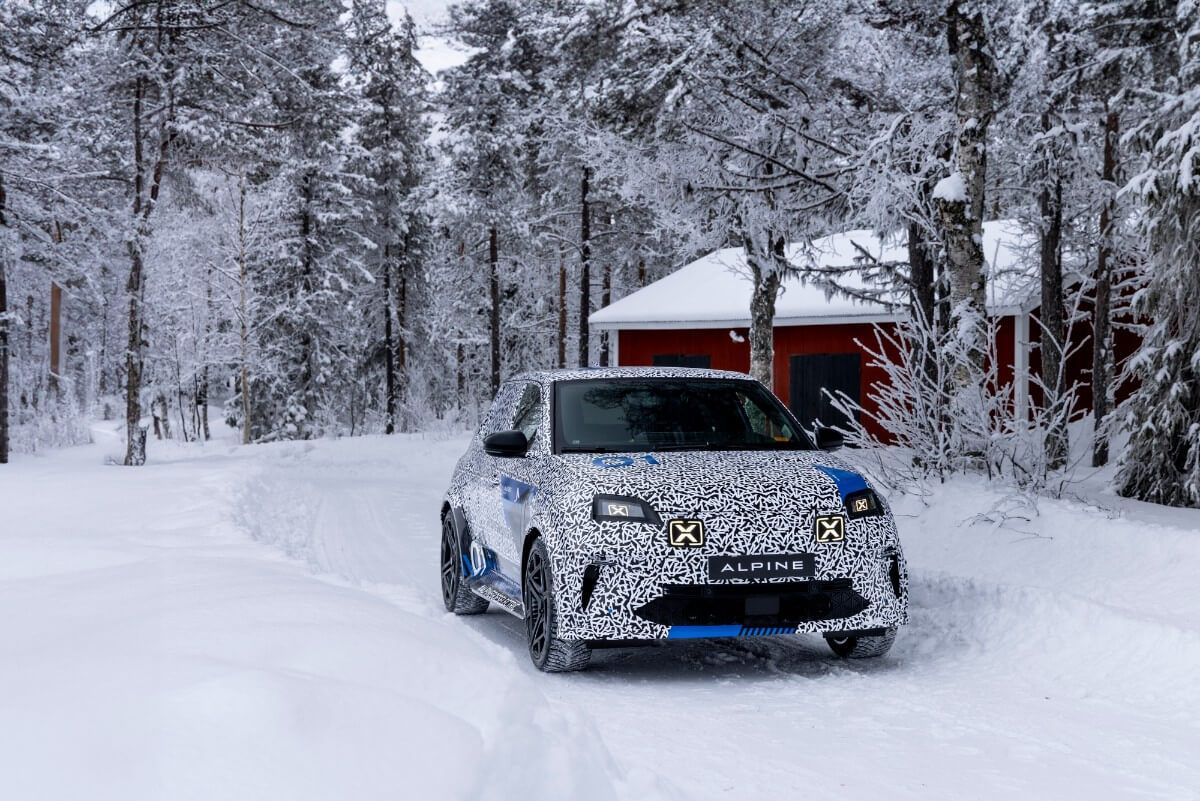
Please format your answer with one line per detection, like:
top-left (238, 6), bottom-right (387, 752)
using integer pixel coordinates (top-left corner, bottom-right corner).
top-left (0, 431), bottom-right (629, 801)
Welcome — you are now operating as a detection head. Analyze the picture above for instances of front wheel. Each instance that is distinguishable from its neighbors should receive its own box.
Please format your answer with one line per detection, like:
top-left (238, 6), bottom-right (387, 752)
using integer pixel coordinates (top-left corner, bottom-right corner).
top-left (441, 515), bottom-right (489, 615)
top-left (824, 628), bottom-right (896, 659)
top-left (523, 538), bottom-right (591, 672)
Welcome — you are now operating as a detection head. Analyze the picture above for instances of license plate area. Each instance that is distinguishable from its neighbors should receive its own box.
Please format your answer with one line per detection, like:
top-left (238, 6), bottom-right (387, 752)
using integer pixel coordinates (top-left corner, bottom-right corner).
top-left (745, 595), bottom-right (780, 616)
top-left (707, 553), bottom-right (815, 582)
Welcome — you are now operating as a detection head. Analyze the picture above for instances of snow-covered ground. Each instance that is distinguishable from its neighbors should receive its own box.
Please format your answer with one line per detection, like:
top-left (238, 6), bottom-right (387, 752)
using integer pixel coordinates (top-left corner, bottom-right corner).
top-left (2, 424), bottom-right (1198, 801)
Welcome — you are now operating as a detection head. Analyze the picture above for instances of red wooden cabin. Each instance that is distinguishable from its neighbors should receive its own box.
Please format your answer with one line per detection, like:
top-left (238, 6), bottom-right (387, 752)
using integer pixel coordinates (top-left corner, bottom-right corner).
top-left (589, 222), bottom-right (1133, 440)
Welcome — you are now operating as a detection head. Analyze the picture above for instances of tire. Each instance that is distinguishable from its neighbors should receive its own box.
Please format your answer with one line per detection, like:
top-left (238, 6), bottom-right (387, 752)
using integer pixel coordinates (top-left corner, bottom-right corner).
top-left (523, 538), bottom-right (591, 672)
top-left (825, 628), bottom-right (897, 659)
top-left (441, 514), bottom-right (489, 615)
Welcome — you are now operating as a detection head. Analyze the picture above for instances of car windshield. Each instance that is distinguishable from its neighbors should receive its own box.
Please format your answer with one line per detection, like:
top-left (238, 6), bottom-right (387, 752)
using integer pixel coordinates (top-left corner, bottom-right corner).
top-left (554, 378), bottom-right (813, 453)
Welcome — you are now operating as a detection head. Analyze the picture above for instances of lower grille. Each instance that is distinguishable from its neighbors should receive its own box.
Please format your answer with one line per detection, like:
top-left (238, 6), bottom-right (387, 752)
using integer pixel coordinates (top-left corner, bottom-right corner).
top-left (635, 580), bottom-right (868, 627)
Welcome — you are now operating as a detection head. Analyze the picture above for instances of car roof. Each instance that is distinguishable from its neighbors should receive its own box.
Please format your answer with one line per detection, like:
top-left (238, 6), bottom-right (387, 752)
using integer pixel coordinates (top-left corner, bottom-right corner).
top-left (509, 366), bottom-right (757, 384)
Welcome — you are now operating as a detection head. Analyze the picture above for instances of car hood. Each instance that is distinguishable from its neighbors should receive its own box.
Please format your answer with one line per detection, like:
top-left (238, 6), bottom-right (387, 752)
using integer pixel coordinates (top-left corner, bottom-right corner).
top-left (551, 449), bottom-right (868, 516)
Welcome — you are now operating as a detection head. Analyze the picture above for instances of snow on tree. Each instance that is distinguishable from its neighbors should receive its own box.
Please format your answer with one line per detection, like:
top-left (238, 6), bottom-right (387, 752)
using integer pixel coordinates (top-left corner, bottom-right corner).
top-left (347, 0), bottom-right (431, 434)
top-left (936, 0), bottom-right (996, 405)
top-left (1117, 6), bottom-right (1200, 507)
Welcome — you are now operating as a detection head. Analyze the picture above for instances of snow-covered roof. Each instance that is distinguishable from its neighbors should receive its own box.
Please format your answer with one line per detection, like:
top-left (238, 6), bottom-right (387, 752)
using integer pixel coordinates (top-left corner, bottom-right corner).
top-left (512, 366), bottom-right (753, 384)
top-left (590, 220), bottom-right (1038, 330)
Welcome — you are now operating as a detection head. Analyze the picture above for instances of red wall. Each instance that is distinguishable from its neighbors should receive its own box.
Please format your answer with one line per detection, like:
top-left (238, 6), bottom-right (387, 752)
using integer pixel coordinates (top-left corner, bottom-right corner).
top-left (1026, 304), bottom-right (1141, 416)
top-left (618, 324), bottom-right (897, 440)
top-left (618, 310), bottom-right (1140, 440)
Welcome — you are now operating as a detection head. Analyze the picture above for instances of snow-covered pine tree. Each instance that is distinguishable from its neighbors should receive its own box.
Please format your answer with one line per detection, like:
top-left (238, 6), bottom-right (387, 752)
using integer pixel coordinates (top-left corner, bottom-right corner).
top-left (243, 5), bottom-right (369, 441)
top-left (1076, 0), bottom-right (1182, 467)
top-left (1, 0), bottom-right (112, 459)
top-left (439, 0), bottom-right (546, 392)
top-left (1117, 7), bottom-right (1200, 506)
top-left (348, 1), bottom-right (430, 434)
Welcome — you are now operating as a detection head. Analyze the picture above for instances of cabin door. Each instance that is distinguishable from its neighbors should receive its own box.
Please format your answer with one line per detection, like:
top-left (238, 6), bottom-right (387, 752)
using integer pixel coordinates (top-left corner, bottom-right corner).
top-left (788, 354), bottom-right (860, 433)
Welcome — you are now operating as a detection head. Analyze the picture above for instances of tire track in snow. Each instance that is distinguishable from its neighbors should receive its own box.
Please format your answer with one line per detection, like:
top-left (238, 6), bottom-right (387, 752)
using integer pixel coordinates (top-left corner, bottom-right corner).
top-left (227, 439), bottom-right (682, 801)
top-left (228, 436), bottom-right (1200, 801)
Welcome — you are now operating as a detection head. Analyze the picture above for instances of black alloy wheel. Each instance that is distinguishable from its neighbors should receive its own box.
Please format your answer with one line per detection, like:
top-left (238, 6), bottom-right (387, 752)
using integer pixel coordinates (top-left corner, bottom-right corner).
top-left (524, 546), bottom-right (551, 664)
top-left (441, 515), bottom-right (489, 615)
top-left (522, 538), bottom-right (591, 672)
top-left (440, 517), bottom-right (459, 609)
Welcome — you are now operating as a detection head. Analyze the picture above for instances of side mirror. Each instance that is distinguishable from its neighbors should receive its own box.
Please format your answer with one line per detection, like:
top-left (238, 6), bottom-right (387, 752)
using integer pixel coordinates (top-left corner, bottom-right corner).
top-left (483, 430), bottom-right (529, 458)
top-left (815, 426), bottom-right (844, 452)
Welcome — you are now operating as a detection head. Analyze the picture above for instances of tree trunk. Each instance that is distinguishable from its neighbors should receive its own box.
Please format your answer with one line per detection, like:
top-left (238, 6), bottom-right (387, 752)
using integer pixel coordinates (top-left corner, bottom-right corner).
top-left (937, 1), bottom-right (993, 388)
top-left (49, 282), bottom-right (62, 395)
top-left (908, 219), bottom-right (939, 398)
top-left (637, 258), bottom-right (646, 287)
top-left (397, 265), bottom-right (408, 432)
top-left (1093, 106), bottom-right (1119, 467)
top-left (382, 241), bottom-right (396, 435)
top-left (123, 74), bottom-right (146, 467)
top-left (238, 175), bottom-right (251, 445)
top-left (455, 342), bottom-right (465, 407)
top-left (908, 221), bottom-right (935, 327)
top-left (298, 171), bottom-right (316, 436)
top-left (488, 224), bottom-right (500, 395)
top-left (557, 246), bottom-right (567, 368)
top-left (1039, 112), bottom-right (1067, 467)
top-left (0, 179), bottom-right (9, 465)
top-left (197, 261), bottom-right (212, 441)
top-left (152, 391), bottom-right (171, 440)
top-left (578, 166), bottom-right (591, 367)
top-left (745, 233), bottom-right (783, 388)
top-left (599, 262), bottom-right (612, 366)
top-left (196, 368), bottom-right (209, 441)
top-left (122, 62), bottom-right (174, 465)
top-left (124, 237), bottom-right (147, 464)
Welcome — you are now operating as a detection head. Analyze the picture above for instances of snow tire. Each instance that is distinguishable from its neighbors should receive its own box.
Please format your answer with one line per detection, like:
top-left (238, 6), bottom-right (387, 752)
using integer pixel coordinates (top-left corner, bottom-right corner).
top-left (523, 538), bottom-right (591, 672)
top-left (825, 627), bottom-right (896, 659)
top-left (441, 514), bottom-right (489, 615)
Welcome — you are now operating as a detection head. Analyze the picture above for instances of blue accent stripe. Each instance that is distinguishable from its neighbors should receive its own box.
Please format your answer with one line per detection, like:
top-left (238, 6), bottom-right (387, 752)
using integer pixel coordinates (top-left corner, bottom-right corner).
top-left (815, 465), bottom-right (869, 500)
top-left (738, 626), bottom-right (795, 637)
top-left (667, 625), bottom-right (743, 640)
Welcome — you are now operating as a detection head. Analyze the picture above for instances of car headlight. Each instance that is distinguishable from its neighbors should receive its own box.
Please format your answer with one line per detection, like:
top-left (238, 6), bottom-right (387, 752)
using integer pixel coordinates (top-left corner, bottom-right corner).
top-left (592, 494), bottom-right (661, 525)
top-left (845, 488), bottom-right (884, 519)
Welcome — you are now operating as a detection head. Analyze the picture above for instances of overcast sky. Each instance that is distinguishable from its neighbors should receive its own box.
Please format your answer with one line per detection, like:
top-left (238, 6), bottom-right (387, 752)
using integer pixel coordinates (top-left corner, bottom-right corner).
top-left (386, 0), bottom-right (452, 27)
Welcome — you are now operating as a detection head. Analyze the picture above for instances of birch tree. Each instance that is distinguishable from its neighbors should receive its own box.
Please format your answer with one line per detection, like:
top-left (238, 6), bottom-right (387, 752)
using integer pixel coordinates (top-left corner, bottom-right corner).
top-left (934, 1), bottom-right (995, 394)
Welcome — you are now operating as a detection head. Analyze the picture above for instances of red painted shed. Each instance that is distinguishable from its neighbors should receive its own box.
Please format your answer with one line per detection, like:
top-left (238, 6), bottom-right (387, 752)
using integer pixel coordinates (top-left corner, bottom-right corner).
top-left (589, 222), bottom-right (1051, 440)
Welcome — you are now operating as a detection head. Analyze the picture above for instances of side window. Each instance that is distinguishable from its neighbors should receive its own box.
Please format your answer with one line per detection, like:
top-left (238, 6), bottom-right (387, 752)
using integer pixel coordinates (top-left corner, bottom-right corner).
top-left (481, 383), bottom-right (520, 438)
top-left (739, 390), bottom-right (794, 442)
top-left (512, 383), bottom-right (542, 445)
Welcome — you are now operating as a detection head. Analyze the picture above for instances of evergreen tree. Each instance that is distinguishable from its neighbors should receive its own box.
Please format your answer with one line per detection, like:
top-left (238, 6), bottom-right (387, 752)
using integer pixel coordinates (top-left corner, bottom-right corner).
top-left (348, 1), bottom-right (430, 433)
top-left (1117, 6), bottom-right (1200, 506)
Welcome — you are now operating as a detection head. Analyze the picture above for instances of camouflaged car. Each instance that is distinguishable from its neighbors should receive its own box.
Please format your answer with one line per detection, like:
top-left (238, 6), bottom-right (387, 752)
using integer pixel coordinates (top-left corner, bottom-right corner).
top-left (440, 367), bottom-right (908, 672)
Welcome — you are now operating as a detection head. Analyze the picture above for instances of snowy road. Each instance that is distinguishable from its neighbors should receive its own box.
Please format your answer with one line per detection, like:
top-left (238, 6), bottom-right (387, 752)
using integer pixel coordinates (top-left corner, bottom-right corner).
top-left (2, 429), bottom-right (1199, 800)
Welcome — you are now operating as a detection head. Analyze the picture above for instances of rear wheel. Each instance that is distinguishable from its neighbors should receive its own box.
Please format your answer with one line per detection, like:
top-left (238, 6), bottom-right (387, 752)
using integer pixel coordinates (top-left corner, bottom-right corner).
top-left (523, 538), bottom-right (591, 672)
top-left (441, 515), bottom-right (489, 615)
top-left (825, 628), bottom-right (896, 659)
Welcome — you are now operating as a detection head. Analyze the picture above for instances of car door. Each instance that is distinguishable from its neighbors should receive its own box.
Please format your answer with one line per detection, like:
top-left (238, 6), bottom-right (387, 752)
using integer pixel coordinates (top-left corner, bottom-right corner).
top-left (463, 380), bottom-right (547, 578)
top-left (495, 381), bottom-right (546, 572)
top-left (462, 382), bottom-right (522, 573)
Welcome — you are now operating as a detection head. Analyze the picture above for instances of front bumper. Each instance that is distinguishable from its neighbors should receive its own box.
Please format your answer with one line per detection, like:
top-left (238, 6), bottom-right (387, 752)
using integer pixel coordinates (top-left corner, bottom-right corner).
top-left (636, 579), bottom-right (868, 629)
top-left (554, 547), bottom-right (909, 641)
